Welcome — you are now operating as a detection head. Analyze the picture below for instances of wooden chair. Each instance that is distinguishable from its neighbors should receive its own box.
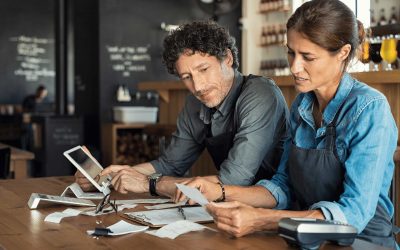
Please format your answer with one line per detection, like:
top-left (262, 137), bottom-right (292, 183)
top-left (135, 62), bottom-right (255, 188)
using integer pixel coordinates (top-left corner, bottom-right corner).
top-left (0, 147), bottom-right (11, 179)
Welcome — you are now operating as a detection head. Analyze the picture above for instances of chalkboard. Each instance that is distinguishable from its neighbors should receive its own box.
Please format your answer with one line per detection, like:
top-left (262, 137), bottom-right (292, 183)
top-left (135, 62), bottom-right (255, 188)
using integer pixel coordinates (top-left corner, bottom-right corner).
top-left (0, 0), bottom-right (55, 104)
top-left (32, 115), bottom-right (83, 177)
top-left (98, 0), bottom-right (242, 122)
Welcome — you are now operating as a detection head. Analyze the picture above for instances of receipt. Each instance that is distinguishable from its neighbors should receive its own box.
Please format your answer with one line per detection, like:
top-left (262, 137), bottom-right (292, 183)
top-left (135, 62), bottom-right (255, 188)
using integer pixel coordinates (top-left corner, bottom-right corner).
top-left (44, 208), bottom-right (82, 223)
top-left (146, 220), bottom-right (215, 239)
top-left (87, 220), bottom-right (148, 236)
top-left (175, 183), bottom-right (209, 206)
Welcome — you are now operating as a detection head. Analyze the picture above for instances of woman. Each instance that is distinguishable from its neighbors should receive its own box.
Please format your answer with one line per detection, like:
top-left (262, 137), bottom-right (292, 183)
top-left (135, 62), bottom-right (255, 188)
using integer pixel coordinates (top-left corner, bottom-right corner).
top-left (175, 0), bottom-right (398, 248)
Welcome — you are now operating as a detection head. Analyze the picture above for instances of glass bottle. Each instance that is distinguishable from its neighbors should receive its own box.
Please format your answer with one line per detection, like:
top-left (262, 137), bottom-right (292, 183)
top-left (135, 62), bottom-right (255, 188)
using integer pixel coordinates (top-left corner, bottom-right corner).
top-left (370, 9), bottom-right (377, 27)
top-left (378, 8), bottom-right (387, 26)
top-left (389, 6), bottom-right (397, 24)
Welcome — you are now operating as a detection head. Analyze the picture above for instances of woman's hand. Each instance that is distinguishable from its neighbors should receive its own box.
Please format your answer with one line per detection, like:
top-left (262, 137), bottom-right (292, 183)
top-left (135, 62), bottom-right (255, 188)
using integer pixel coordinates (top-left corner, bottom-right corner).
top-left (173, 177), bottom-right (221, 204)
top-left (206, 201), bottom-right (277, 237)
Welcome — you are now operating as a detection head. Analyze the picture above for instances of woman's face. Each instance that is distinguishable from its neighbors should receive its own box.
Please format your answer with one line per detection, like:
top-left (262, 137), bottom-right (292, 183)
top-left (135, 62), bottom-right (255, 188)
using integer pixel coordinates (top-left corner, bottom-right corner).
top-left (286, 29), bottom-right (349, 96)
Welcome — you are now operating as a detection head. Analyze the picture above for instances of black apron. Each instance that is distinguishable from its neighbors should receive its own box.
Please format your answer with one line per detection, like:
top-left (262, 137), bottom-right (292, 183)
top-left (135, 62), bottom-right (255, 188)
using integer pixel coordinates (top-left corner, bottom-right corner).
top-left (288, 98), bottom-right (397, 249)
top-left (203, 75), bottom-right (279, 181)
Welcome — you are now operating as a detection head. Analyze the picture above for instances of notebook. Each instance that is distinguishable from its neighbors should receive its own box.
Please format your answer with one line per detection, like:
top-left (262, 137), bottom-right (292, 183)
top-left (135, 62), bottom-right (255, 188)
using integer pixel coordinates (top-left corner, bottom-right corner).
top-left (123, 206), bottom-right (213, 228)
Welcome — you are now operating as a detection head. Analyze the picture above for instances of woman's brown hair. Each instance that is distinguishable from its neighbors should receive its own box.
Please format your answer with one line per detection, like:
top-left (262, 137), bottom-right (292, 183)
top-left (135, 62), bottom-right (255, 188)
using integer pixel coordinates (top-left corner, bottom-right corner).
top-left (287, 0), bottom-right (365, 70)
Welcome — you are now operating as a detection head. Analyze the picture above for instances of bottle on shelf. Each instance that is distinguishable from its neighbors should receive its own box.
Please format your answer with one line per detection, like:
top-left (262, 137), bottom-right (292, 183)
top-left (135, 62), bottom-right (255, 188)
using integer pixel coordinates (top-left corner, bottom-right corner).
top-left (378, 8), bottom-right (387, 26)
top-left (260, 59), bottom-right (290, 77)
top-left (389, 6), bottom-right (398, 24)
top-left (370, 9), bottom-right (377, 27)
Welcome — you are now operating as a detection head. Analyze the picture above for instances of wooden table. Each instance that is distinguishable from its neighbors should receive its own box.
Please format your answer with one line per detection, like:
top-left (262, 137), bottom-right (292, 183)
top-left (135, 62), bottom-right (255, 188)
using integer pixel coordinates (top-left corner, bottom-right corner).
top-left (0, 176), bottom-right (390, 249)
top-left (0, 142), bottom-right (34, 179)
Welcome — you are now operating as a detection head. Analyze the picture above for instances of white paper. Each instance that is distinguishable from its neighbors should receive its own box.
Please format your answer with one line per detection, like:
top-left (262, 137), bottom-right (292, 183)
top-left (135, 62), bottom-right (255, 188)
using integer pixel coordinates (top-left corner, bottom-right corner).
top-left (125, 206), bottom-right (213, 225)
top-left (44, 208), bottom-right (82, 223)
top-left (87, 220), bottom-right (148, 236)
top-left (61, 183), bottom-right (104, 200)
top-left (175, 183), bottom-right (209, 206)
top-left (146, 220), bottom-right (215, 239)
top-left (82, 204), bottom-right (137, 216)
top-left (115, 198), bottom-right (171, 205)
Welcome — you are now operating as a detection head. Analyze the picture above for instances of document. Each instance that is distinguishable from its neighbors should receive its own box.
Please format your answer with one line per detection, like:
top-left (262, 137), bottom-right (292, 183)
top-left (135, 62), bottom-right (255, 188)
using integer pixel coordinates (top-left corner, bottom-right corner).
top-left (87, 220), bottom-right (148, 236)
top-left (61, 183), bottom-right (104, 200)
top-left (146, 220), bottom-right (215, 239)
top-left (175, 183), bottom-right (209, 205)
top-left (44, 208), bottom-right (82, 223)
top-left (124, 206), bottom-right (213, 227)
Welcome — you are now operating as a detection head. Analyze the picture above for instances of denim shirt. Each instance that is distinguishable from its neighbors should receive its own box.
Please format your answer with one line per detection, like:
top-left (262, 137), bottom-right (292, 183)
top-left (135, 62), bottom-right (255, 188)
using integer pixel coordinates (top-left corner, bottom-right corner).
top-left (257, 73), bottom-right (398, 233)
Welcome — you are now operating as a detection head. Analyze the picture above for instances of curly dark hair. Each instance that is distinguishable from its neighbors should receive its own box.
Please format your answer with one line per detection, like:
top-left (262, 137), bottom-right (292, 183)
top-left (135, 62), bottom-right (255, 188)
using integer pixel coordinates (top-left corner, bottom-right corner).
top-left (162, 20), bottom-right (239, 75)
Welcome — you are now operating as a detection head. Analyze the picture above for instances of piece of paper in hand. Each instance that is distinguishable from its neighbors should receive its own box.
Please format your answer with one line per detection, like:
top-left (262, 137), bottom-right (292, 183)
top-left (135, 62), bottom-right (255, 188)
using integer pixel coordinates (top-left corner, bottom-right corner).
top-left (175, 183), bottom-right (209, 206)
top-left (87, 220), bottom-right (148, 236)
top-left (146, 220), bottom-right (215, 239)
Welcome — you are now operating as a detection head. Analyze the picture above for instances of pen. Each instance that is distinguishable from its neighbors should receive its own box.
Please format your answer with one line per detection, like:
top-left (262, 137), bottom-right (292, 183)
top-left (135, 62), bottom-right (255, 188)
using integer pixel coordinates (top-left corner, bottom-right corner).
top-left (178, 206), bottom-right (186, 220)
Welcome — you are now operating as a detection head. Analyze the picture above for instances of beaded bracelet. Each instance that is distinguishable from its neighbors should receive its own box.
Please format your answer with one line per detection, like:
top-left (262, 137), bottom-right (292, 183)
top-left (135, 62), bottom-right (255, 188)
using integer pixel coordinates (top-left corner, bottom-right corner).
top-left (213, 182), bottom-right (225, 202)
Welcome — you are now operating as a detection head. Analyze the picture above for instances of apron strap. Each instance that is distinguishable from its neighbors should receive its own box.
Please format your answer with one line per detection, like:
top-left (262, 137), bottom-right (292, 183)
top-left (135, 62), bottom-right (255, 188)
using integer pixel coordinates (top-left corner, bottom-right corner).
top-left (392, 225), bottom-right (400, 234)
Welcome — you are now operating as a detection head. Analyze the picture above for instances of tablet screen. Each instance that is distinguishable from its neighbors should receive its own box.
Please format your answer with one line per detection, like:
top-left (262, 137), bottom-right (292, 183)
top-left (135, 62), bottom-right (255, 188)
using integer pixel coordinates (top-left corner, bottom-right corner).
top-left (66, 147), bottom-right (109, 189)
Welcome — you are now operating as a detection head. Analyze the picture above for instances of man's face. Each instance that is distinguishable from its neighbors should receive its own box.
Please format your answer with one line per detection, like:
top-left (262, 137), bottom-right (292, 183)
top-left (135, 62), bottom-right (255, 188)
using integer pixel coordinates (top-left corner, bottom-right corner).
top-left (175, 50), bottom-right (234, 108)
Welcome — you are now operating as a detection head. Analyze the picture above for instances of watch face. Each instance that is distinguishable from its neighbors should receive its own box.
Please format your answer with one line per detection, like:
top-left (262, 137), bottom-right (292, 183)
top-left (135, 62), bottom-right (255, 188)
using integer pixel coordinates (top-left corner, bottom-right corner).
top-left (150, 173), bottom-right (162, 179)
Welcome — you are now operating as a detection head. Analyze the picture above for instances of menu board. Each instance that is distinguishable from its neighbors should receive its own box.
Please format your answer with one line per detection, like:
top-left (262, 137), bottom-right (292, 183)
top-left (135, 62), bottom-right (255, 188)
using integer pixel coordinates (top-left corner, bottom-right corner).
top-left (10, 35), bottom-right (55, 82)
top-left (105, 44), bottom-right (151, 77)
top-left (0, 0), bottom-right (55, 104)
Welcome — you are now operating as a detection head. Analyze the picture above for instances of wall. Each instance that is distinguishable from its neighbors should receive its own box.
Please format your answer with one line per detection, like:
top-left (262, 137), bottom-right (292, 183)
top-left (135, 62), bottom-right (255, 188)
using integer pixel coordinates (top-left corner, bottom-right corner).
top-left (0, 0), bottom-right (55, 105)
top-left (98, 0), bottom-right (242, 123)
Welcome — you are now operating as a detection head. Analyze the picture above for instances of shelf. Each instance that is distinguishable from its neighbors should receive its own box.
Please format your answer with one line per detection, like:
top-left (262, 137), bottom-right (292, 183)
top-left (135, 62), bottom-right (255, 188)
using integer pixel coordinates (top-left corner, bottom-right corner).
top-left (259, 42), bottom-right (285, 47)
top-left (270, 70), bottom-right (400, 86)
top-left (259, 8), bottom-right (290, 14)
top-left (138, 80), bottom-right (184, 103)
top-left (371, 24), bottom-right (400, 37)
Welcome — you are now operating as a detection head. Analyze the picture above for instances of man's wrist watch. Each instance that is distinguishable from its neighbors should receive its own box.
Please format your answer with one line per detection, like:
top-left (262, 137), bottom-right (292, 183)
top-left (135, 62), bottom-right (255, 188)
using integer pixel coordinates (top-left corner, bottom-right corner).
top-left (148, 173), bottom-right (162, 196)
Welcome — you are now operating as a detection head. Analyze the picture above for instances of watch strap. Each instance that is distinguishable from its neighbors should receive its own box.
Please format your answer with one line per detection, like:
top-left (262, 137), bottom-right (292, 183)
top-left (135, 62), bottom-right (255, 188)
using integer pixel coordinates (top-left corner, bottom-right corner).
top-left (149, 178), bottom-right (159, 196)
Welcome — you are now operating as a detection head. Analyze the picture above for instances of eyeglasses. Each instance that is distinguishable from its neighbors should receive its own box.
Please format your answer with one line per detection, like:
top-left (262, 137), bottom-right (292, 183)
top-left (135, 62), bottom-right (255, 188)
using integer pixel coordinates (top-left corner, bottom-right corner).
top-left (178, 206), bottom-right (186, 220)
top-left (95, 193), bottom-right (118, 214)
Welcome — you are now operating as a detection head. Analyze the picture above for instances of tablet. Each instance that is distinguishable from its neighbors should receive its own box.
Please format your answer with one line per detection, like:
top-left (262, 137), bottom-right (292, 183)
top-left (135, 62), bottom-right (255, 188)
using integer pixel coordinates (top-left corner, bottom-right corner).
top-left (64, 146), bottom-right (111, 195)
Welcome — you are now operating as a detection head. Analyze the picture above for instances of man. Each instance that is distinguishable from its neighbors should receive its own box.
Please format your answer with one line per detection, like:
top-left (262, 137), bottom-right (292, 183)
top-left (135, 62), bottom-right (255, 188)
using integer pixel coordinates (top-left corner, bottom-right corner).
top-left (76, 20), bottom-right (289, 199)
top-left (22, 85), bottom-right (48, 113)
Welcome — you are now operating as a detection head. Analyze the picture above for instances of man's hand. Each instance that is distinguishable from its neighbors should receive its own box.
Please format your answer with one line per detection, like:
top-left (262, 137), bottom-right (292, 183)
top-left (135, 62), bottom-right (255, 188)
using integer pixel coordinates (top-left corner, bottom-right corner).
top-left (74, 170), bottom-right (96, 191)
top-left (173, 177), bottom-right (221, 204)
top-left (206, 201), bottom-right (276, 237)
top-left (101, 165), bottom-right (148, 194)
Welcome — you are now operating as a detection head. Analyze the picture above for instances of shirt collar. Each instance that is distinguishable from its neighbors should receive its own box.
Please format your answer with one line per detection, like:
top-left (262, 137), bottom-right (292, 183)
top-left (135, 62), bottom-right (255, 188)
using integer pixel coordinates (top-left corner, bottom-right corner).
top-left (199, 70), bottom-right (243, 124)
top-left (298, 73), bottom-right (355, 126)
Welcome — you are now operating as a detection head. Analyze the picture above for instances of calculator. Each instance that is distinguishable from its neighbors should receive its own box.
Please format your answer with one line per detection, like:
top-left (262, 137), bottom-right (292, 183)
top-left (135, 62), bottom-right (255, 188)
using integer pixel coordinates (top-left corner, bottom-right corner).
top-left (278, 218), bottom-right (357, 250)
